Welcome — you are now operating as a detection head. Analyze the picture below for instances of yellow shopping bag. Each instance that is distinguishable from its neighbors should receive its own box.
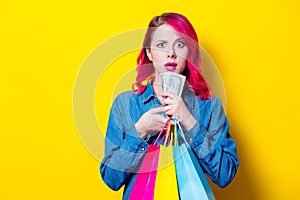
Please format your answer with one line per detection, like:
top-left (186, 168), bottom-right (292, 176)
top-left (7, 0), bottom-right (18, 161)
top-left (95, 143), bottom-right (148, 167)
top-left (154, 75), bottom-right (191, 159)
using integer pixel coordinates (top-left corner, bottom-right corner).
top-left (154, 145), bottom-right (179, 200)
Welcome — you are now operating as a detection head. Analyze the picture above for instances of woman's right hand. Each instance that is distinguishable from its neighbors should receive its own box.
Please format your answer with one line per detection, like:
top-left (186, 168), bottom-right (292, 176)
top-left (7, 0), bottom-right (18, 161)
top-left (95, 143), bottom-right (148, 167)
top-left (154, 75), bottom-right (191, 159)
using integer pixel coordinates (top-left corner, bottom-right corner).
top-left (135, 107), bottom-right (167, 138)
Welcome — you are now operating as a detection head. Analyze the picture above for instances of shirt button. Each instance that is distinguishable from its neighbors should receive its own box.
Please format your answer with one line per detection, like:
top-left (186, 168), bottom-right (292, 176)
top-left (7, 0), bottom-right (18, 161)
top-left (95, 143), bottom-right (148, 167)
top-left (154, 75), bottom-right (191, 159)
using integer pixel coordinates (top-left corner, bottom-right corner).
top-left (189, 138), bottom-right (193, 142)
top-left (141, 147), bottom-right (145, 151)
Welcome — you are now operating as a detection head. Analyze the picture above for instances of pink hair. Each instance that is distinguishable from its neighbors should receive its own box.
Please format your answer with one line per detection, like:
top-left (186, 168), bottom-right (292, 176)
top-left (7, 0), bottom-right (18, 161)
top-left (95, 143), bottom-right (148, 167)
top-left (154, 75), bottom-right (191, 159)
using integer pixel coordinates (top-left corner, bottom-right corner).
top-left (132, 12), bottom-right (211, 99)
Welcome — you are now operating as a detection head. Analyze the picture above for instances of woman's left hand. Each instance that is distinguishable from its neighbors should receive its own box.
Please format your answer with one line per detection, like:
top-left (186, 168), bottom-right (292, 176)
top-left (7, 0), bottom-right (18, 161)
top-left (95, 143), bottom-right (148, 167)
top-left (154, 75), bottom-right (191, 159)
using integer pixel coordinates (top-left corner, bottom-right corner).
top-left (161, 92), bottom-right (197, 131)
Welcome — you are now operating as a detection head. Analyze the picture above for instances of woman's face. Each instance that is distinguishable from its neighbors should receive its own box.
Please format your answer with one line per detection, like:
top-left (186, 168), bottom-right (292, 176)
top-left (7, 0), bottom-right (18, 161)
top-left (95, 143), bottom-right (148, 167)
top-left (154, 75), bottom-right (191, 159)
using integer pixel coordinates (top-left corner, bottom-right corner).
top-left (146, 24), bottom-right (188, 76)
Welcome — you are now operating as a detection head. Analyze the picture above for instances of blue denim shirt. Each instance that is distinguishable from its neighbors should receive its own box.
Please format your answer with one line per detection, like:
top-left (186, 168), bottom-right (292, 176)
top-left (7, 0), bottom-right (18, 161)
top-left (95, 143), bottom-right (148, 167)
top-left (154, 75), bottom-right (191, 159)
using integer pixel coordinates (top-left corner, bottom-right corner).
top-left (100, 82), bottom-right (239, 199)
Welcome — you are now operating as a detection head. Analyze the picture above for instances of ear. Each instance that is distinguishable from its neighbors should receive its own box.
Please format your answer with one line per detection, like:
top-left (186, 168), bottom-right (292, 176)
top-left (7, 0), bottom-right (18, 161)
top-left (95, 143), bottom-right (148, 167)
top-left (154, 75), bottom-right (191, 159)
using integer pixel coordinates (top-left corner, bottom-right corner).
top-left (146, 48), bottom-right (152, 61)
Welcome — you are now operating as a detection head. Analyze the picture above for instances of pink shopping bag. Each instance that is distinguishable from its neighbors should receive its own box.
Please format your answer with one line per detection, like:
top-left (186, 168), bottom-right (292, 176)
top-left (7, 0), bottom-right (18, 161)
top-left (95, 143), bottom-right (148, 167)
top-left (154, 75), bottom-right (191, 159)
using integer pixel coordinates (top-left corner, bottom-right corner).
top-left (128, 144), bottom-right (160, 200)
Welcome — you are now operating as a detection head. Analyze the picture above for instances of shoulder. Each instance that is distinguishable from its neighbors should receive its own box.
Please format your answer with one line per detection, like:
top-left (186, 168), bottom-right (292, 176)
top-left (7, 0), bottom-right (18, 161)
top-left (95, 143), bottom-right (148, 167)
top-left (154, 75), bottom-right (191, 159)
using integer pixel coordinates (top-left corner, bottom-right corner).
top-left (114, 90), bottom-right (135, 102)
top-left (111, 90), bottom-right (139, 111)
top-left (197, 95), bottom-right (223, 109)
top-left (195, 96), bottom-right (228, 127)
top-left (195, 96), bottom-right (227, 119)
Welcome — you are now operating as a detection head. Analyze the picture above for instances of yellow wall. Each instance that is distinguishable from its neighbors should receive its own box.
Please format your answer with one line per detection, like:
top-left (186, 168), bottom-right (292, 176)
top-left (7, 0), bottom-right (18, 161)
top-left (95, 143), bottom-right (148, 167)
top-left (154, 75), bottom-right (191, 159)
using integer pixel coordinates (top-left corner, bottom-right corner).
top-left (1, 0), bottom-right (299, 199)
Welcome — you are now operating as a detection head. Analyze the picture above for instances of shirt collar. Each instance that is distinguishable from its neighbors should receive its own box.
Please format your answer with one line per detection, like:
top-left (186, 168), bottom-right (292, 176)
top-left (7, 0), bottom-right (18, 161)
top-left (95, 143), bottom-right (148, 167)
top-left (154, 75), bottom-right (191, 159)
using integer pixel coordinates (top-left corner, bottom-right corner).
top-left (141, 81), bottom-right (195, 109)
top-left (141, 81), bottom-right (156, 103)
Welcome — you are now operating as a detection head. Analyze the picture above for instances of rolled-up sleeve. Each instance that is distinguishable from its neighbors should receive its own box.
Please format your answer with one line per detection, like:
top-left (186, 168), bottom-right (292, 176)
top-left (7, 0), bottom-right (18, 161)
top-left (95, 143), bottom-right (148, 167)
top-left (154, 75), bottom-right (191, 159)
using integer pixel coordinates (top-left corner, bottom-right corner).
top-left (185, 97), bottom-right (239, 188)
top-left (100, 95), bottom-right (148, 191)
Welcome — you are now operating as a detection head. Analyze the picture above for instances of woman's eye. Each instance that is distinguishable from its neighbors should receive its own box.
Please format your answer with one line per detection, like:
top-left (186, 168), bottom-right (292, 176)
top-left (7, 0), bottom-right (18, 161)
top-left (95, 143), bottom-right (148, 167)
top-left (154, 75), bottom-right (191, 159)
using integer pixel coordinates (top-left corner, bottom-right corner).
top-left (156, 42), bottom-right (166, 48)
top-left (176, 41), bottom-right (185, 48)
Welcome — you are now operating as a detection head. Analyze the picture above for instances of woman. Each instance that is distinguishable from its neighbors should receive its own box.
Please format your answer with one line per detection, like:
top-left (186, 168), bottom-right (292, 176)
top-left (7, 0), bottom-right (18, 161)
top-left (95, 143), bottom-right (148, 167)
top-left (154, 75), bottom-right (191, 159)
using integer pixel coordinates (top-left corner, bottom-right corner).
top-left (100, 12), bottom-right (239, 199)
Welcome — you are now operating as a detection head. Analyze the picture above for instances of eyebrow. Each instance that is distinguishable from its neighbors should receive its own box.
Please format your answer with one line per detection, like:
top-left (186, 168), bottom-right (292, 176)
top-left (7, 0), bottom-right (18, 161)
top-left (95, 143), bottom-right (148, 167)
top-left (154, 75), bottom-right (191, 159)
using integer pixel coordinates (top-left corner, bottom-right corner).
top-left (155, 40), bottom-right (168, 44)
top-left (155, 37), bottom-right (185, 43)
top-left (176, 37), bottom-right (184, 41)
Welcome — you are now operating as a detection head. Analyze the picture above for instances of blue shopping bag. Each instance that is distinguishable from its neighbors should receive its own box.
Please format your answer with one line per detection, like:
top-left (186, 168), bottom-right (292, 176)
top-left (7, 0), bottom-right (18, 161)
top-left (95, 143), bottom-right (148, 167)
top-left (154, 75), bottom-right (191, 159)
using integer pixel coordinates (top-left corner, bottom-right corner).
top-left (173, 125), bottom-right (215, 200)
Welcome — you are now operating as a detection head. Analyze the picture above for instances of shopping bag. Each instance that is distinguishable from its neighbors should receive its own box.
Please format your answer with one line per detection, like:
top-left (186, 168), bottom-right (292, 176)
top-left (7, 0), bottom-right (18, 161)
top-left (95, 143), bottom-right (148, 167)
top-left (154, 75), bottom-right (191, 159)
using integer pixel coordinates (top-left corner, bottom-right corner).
top-left (173, 123), bottom-right (215, 200)
top-left (129, 118), bottom-right (180, 200)
top-left (129, 117), bottom-right (215, 200)
top-left (153, 145), bottom-right (179, 200)
top-left (128, 144), bottom-right (160, 200)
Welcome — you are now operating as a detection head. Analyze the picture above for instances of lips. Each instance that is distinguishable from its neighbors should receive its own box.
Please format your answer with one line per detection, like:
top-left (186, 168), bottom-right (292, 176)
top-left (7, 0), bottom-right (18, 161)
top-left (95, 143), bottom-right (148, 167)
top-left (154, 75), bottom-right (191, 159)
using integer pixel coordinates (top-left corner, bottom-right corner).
top-left (164, 62), bottom-right (177, 71)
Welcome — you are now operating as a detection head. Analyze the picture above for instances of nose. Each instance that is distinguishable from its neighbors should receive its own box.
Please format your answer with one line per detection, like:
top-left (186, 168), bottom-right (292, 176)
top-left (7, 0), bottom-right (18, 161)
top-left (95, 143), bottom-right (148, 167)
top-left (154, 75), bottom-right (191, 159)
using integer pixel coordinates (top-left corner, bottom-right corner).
top-left (167, 47), bottom-right (176, 59)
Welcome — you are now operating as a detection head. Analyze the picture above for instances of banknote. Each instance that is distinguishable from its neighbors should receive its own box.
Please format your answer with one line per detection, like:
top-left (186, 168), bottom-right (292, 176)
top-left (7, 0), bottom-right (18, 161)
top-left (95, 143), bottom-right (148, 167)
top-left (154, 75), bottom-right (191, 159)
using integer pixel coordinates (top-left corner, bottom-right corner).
top-left (160, 72), bottom-right (186, 96)
top-left (160, 73), bottom-right (166, 92)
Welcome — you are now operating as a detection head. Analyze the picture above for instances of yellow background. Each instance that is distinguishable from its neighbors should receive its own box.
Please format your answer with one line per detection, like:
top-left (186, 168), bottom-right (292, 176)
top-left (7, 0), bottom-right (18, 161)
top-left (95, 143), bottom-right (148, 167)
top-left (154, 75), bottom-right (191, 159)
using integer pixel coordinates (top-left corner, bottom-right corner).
top-left (1, 0), bottom-right (299, 199)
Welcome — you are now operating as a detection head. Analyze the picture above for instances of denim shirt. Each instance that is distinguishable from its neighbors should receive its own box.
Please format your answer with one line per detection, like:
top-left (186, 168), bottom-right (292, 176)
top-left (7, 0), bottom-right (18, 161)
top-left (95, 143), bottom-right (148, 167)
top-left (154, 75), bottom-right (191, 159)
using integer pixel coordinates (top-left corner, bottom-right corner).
top-left (100, 82), bottom-right (239, 199)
